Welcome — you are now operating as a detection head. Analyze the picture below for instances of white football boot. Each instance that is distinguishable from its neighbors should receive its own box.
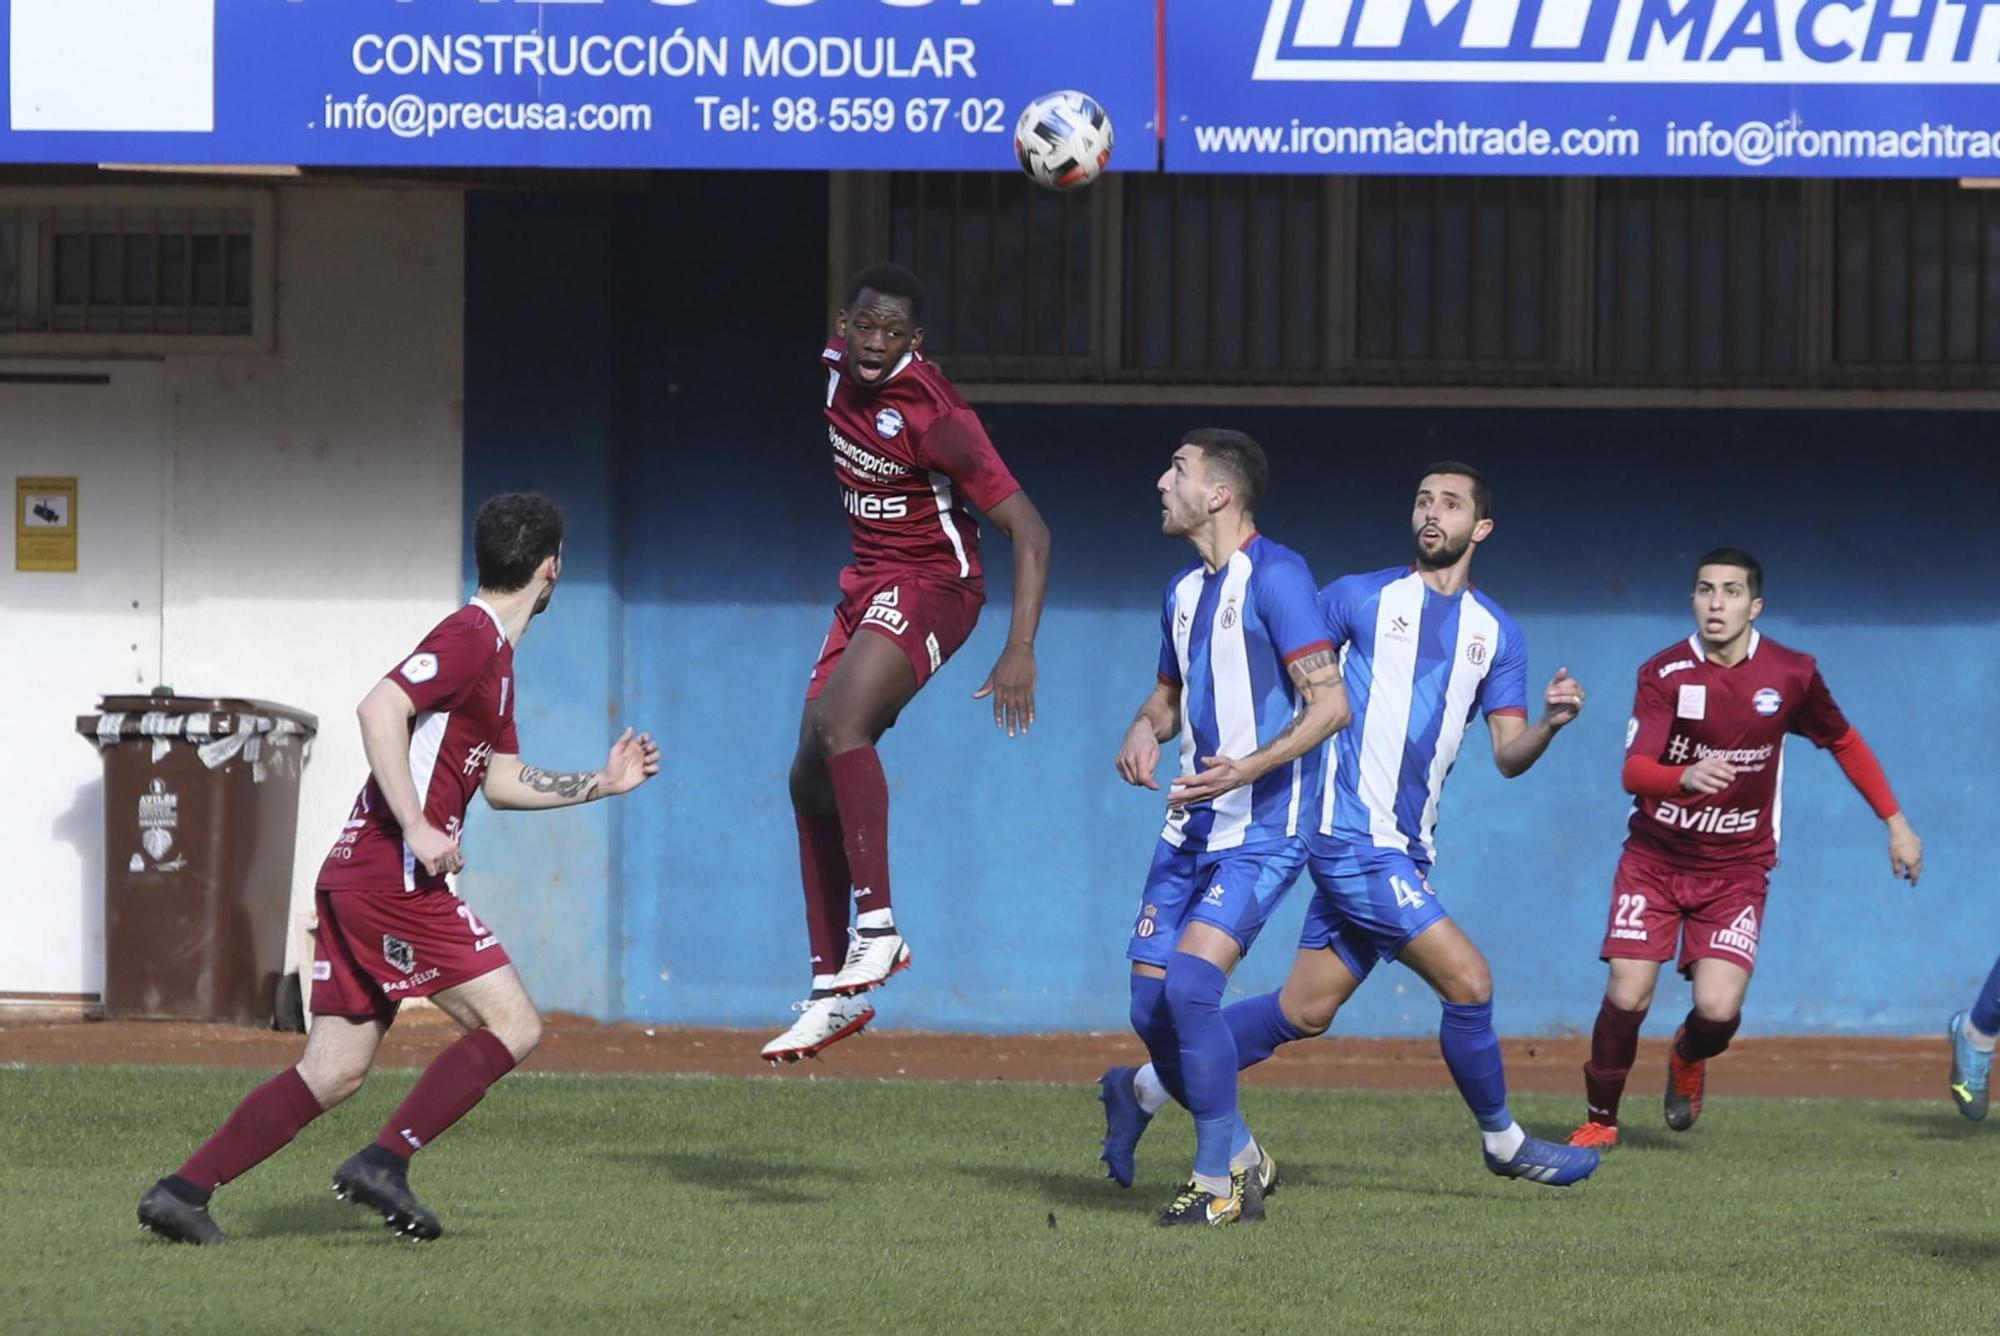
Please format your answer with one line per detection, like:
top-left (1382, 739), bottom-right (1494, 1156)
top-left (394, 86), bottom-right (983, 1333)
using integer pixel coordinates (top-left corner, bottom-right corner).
top-left (760, 992), bottom-right (877, 1063)
top-left (829, 929), bottom-right (912, 995)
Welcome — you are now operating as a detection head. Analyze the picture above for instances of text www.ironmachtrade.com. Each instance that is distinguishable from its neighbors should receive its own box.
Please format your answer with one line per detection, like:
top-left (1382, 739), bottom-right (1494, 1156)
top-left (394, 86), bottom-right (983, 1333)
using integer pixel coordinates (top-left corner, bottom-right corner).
top-left (1191, 120), bottom-right (1643, 160)
top-left (1191, 118), bottom-right (2000, 167)
top-left (322, 93), bottom-right (654, 139)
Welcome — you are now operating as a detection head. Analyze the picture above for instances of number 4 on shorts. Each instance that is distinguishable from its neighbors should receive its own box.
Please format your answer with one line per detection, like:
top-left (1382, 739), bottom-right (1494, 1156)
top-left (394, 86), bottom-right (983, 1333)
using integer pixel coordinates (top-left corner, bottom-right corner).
top-left (1391, 875), bottom-right (1427, 910)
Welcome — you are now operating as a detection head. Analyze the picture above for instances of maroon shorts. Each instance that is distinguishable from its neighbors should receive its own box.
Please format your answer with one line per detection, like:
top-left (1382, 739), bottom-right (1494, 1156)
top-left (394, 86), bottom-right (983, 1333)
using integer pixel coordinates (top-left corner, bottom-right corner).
top-left (805, 566), bottom-right (983, 701)
top-left (1599, 846), bottom-right (1769, 977)
top-left (310, 887), bottom-right (512, 1022)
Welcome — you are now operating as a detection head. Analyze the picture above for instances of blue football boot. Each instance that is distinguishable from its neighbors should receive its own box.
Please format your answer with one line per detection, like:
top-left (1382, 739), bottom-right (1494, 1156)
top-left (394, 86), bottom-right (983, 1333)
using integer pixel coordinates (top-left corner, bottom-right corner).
top-left (1948, 1010), bottom-right (1991, 1122)
top-left (1484, 1134), bottom-right (1601, 1187)
top-left (1097, 1066), bottom-right (1153, 1188)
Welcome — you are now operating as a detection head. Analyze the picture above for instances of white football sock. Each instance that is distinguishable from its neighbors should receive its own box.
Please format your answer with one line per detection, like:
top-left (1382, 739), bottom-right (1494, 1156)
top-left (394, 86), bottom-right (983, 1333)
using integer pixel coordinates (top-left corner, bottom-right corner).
top-left (856, 908), bottom-right (895, 932)
top-left (1193, 1170), bottom-right (1233, 1198)
top-left (1133, 1063), bottom-right (1171, 1115)
top-left (1970, 1020), bottom-right (1997, 1053)
top-left (1230, 1134), bottom-right (1262, 1172)
top-left (811, 973), bottom-right (837, 994)
top-left (1482, 1122), bottom-right (1527, 1160)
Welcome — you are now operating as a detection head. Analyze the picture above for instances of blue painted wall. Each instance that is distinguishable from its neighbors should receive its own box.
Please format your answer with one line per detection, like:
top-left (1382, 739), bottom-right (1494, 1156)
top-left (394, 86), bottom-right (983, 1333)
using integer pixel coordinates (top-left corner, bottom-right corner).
top-left (465, 176), bottom-right (1999, 1037)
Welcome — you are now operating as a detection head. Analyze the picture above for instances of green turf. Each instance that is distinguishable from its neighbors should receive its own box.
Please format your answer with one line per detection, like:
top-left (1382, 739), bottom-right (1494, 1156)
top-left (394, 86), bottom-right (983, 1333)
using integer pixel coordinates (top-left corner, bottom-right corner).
top-left (2, 1063), bottom-right (1994, 1334)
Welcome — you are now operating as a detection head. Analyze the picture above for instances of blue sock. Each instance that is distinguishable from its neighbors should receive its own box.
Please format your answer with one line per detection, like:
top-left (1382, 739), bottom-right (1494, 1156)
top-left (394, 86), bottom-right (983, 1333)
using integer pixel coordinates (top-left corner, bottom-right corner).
top-left (1230, 1113), bottom-right (1255, 1160)
top-left (1129, 974), bottom-right (1187, 1107)
top-left (1973, 956), bottom-right (2000, 1036)
top-left (1165, 954), bottom-right (1238, 1182)
top-left (1439, 1000), bottom-right (1513, 1134)
top-left (1224, 990), bottom-right (1304, 1070)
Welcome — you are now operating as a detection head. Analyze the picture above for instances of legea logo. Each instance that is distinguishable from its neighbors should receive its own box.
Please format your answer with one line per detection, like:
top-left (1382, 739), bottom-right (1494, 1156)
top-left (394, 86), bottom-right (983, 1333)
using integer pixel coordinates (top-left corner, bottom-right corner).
top-left (1253, 0), bottom-right (2000, 82)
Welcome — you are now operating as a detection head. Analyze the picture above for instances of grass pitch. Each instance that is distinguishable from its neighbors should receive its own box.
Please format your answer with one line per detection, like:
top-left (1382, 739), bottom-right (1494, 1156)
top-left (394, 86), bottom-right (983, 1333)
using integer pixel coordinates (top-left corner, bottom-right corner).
top-left (2, 1063), bottom-right (1994, 1334)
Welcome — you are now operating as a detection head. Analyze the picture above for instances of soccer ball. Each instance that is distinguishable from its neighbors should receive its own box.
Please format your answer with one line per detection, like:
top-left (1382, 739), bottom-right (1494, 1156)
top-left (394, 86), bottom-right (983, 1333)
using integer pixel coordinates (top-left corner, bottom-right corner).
top-left (1014, 91), bottom-right (1114, 191)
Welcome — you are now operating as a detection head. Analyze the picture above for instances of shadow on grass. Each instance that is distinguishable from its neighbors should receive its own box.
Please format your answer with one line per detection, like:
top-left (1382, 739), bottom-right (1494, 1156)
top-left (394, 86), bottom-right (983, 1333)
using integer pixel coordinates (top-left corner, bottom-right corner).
top-left (613, 1152), bottom-right (865, 1206)
top-left (1875, 1105), bottom-right (1993, 1141)
top-left (1894, 1231), bottom-right (2000, 1268)
top-left (235, 1197), bottom-right (379, 1240)
top-left (954, 1164), bottom-right (1158, 1216)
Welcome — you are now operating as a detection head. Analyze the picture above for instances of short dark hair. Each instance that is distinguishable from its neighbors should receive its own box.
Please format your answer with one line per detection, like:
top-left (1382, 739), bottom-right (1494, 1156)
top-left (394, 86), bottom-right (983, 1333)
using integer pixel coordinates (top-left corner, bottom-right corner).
top-left (1694, 547), bottom-right (1763, 597)
top-left (474, 492), bottom-right (565, 592)
top-left (845, 262), bottom-right (925, 323)
top-left (1183, 428), bottom-right (1269, 516)
top-left (1419, 460), bottom-right (1491, 520)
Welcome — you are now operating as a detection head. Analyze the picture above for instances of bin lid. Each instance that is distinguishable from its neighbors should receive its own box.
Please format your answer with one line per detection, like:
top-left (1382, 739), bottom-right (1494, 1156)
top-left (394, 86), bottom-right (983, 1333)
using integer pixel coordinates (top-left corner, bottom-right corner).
top-left (76, 691), bottom-right (319, 744)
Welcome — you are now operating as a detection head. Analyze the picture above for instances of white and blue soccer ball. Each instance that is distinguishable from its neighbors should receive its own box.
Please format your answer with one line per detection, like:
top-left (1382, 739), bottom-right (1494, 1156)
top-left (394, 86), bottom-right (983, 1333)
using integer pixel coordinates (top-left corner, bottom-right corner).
top-left (1014, 90), bottom-right (1114, 192)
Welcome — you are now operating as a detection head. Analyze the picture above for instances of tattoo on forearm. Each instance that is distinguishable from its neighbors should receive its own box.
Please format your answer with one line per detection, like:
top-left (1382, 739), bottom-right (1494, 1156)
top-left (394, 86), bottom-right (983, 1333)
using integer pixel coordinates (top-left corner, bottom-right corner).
top-left (519, 766), bottom-right (601, 802)
top-left (1288, 649), bottom-right (1340, 687)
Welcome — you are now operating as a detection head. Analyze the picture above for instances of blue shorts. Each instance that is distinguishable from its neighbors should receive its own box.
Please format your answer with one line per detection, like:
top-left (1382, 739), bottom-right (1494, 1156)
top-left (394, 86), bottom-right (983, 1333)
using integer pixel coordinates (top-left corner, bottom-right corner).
top-left (1297, 846), bottom-right (1449, 983)
top-left (1127, 837), bottom-right (1309, 969)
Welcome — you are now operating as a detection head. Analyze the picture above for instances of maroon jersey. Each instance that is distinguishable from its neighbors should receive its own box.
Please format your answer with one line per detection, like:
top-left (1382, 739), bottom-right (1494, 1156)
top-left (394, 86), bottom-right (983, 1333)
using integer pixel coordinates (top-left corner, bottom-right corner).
top-left (318, 601), bottom-right (518, 894)
top-left (822, 340), bottom-right (1021, 588)
top-left (1622, 631), bottom-right (1851, 871)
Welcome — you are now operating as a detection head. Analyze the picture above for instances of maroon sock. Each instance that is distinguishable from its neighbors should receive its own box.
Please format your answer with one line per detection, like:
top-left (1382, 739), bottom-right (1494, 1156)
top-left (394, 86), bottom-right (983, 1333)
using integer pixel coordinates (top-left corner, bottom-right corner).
top-left (176, 1066), bottom-right (324, 1192)
top-left (1677, 1011), bottom-right (1741, 1063)
top-left (1581, 999), bottom-right (1647, 1126)
top-left (375, 1028), bottom-right (517, 1156)
top-left (826, 746), bottom-right (892, 914)
top-left (796, 809), bottom-right (852, 976)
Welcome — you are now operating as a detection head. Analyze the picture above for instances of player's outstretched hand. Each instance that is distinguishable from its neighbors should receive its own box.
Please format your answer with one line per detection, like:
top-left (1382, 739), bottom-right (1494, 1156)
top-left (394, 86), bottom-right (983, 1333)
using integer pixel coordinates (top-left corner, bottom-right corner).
top-left (1170, 754), bottom-right (1253, 808)
top-left (1887, 815), bottom-right (1923, 886)
top-left (1116, 721), bottom-right (1161, 790)
top-left (599, 727), bottom-right (662, 797)
top-left (973, 642), bottom-right (1037, 738)
top-left (408, 821), bottom-right (463, 877)
top-left (1679, 755), bottom-right (1737, 795)
top-left (1543, 667), bottom-right (1585, 728)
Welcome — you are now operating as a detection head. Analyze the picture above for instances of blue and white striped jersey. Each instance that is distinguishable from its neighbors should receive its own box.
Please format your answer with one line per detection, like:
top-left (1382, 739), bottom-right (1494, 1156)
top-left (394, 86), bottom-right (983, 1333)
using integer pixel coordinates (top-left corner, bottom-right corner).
top-left (1157, 534), bottom-right (1330, 853)
top-left (1313, 567), bottom-right (1529, 866)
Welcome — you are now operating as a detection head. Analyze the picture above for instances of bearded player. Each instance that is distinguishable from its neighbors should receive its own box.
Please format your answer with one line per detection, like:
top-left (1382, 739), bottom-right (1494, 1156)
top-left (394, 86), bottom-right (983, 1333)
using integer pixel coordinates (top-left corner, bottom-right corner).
top-left (1567, 549), bottom-right (1922, 1149)
top-left (139, 493), bottom-right (662, 1244)
top-left (762, 263), bottom-right (1052, 1062)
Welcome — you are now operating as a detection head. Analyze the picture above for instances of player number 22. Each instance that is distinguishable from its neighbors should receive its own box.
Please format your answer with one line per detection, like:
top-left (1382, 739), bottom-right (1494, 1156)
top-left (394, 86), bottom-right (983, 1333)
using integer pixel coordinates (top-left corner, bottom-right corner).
top-left (1613, 894), bottom-right (1647, 929)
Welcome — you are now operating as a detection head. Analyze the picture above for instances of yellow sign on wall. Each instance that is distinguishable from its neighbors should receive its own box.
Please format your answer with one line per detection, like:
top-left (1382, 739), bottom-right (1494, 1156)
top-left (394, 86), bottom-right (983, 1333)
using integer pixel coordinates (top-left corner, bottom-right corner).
top-left (16, 476), bottom-right (78, 573)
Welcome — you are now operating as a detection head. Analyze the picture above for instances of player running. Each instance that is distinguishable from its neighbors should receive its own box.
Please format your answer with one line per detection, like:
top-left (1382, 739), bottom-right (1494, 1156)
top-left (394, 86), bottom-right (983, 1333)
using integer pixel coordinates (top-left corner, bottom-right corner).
top-left (1104, 463), bottom-right (1601, 1191)
top-left (138, 493), bottom-right (661, 1245)
top-left (762, 263), bottom-right (1051, 1063)
top-left (1568, 549), bottom-right (1922, 1148)
top-left (1106, 429), bottom-right (1347, 1228)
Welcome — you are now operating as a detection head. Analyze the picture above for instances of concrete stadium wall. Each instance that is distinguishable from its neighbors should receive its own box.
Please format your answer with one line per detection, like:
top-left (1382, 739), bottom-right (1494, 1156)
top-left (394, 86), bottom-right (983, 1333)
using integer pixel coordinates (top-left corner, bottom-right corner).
top-left (463, 176), bottom-right (1998, 1038)
top-left (1, 183), bottom-right (464, 1011)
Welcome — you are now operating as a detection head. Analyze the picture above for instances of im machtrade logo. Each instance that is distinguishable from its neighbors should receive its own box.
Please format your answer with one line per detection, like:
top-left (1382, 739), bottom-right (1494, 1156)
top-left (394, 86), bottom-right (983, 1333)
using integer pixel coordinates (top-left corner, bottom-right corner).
top-left (1252, 0), bottom-right (2000, 81)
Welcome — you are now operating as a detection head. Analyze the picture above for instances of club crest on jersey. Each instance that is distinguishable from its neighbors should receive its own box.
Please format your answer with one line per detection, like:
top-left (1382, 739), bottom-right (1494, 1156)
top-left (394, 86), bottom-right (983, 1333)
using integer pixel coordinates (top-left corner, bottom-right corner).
top-left (1466, 636), bottom-right (1488, 666)
top-left (874, 407), bottom-right (905, 439)
top-left (1221, 599), bottom-right (1239, 630)
top-left (1753, 687), bottom-right (1783, 717)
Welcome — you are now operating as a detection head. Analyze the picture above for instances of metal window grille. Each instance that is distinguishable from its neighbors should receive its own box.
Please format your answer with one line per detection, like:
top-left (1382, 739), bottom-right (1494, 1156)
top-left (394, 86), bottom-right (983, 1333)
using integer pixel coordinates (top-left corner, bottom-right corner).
top-left (886, 172), bottom-right (1096, 381)
top-left (0, 203), bottom-right (256, 336)
top-left (1833, 180), bottom-right (2000, 387)
top-left (1118, 174), bottom-right (1336, 383)
top-left (1592, 179), bottom-right (1804, 387)
top-left (1354, 176), bottom-right (1564, 385)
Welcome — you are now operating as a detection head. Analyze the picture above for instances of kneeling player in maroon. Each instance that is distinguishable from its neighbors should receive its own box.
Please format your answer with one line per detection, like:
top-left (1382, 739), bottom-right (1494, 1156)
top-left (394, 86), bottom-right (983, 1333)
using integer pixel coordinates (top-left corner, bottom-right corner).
top-left (764, 263), bottom-right (1051, 1062)
top-left (1568, 549), bottom-right (1922, 1149)
top-left (138, 493), bottom-right (661, 1245)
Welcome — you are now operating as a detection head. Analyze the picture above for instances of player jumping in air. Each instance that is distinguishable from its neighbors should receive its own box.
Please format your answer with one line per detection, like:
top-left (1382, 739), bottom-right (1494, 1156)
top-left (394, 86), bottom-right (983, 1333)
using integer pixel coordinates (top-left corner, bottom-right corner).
top-left (1567, 549), bottom-right (1921, 1149)
top-left (138, 493), bottom-right (661, 1244)
top-left (1105, 464), bottom-right (1601, 1191)
top-left (761, 263), bottom-right (1051, 1062)
top-left (1106, 430), bottom-right (1348, 1227)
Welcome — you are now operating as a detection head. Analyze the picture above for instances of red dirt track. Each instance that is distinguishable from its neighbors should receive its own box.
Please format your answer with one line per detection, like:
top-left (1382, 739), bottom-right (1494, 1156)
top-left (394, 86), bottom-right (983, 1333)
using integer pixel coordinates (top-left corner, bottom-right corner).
top-left (0, 1012), bottom-right (1941, 1102)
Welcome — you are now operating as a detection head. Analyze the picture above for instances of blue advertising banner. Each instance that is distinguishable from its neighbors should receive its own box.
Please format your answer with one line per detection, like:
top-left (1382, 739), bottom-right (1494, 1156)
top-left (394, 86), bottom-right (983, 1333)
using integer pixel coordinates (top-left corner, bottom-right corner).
top-left (0, 0), bottom-right (1155, 171)
top-left (1166, 0), bottom-right (2000, 175)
